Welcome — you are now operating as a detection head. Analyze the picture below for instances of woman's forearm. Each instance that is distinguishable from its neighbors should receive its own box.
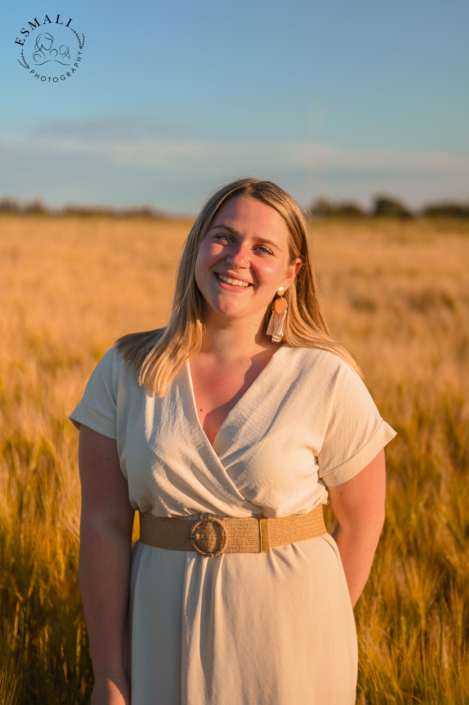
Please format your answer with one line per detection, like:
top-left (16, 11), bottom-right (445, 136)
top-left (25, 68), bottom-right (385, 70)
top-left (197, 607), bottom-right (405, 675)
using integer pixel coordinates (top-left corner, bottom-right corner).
top-left (332, 519), bottom-right (384, 608)
top-left (79, 519), bottom-right (132, 679)
top-left (327, 450), bottom-right (387, 608)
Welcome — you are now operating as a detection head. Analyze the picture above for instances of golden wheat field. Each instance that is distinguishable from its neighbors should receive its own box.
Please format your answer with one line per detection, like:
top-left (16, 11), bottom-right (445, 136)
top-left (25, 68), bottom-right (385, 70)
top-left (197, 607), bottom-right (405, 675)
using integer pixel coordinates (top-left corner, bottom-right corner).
top-left (0, 213), bottom-right (468, 704)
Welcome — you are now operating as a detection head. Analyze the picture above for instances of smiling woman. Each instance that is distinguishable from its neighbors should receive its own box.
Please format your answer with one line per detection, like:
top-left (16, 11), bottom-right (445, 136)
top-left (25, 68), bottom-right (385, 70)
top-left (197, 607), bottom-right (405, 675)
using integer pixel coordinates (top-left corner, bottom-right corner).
top-left (69, 177), bottom-right (396, 705)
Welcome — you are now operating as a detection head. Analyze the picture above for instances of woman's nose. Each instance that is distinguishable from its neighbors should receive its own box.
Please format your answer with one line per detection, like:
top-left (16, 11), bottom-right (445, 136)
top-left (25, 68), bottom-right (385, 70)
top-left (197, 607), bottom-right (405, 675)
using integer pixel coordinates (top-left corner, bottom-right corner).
top-left (226, 243), bottom-right (249, 267)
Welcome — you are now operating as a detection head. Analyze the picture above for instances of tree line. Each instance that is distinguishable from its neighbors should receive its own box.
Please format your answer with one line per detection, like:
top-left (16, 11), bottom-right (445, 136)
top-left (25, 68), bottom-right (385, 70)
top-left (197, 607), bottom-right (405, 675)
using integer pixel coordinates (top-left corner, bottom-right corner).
top-left (0, 196), bottom-right (164, 218)
top-left (309, 195), bottom-right (469, 219)
top-left (0, 194), bottom-right (468, 219)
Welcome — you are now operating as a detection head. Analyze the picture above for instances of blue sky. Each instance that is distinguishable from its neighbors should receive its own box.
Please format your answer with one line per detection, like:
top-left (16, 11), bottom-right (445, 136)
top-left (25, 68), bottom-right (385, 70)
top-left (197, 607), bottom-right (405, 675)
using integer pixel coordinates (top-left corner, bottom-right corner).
top-left (1, 0), bottom-right (468, 214)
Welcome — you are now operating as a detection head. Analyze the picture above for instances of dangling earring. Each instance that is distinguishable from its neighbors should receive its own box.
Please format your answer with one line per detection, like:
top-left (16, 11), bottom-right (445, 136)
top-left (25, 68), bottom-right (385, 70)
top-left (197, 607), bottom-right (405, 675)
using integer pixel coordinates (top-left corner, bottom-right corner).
top-left (266, 286), bottom-right (288, 343)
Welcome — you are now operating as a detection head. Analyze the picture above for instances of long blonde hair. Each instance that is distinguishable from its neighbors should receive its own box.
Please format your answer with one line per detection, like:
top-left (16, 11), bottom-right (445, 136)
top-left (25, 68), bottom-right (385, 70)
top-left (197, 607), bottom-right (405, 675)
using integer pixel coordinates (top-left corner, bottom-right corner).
top-left (116, 177), bottom-right (361, 395)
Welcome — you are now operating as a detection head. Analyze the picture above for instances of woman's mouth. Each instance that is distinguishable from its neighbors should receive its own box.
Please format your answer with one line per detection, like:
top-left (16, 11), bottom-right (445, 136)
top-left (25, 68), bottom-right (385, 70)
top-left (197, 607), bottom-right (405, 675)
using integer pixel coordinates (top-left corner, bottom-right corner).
top-left (215, 273), bottom-right (252, 289)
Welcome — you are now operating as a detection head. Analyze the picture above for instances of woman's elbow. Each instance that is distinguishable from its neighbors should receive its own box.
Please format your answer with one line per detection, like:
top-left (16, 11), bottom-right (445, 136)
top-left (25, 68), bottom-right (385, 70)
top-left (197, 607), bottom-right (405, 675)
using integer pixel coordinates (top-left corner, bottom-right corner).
top-left (80, 510), bottom-right (133, 547)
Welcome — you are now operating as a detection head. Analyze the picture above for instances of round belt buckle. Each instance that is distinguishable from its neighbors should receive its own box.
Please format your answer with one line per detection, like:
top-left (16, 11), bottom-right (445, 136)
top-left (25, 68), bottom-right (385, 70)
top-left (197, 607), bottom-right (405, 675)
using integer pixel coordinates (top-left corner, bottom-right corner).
top-left (190, 516), bottom-right (227, 557)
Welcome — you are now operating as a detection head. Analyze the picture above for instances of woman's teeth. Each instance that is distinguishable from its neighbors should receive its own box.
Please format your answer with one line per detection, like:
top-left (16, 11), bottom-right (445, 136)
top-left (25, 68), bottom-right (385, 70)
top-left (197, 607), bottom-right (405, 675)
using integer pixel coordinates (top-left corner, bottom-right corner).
top-left (217, 273), bottom-right (250, 288)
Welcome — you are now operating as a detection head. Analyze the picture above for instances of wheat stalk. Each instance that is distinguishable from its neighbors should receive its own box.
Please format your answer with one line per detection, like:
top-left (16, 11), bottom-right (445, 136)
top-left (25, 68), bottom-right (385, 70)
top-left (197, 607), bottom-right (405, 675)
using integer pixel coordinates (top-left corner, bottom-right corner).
top-left (70, 27), bottom-right (85, 50)
top-left (18, 47), bottom-right (30, 69)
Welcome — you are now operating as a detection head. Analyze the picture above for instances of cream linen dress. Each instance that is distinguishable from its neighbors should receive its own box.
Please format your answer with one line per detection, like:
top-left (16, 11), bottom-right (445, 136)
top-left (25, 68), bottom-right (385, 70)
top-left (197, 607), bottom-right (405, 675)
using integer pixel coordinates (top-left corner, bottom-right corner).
top-left (69, 342), bottom-right (396, 705)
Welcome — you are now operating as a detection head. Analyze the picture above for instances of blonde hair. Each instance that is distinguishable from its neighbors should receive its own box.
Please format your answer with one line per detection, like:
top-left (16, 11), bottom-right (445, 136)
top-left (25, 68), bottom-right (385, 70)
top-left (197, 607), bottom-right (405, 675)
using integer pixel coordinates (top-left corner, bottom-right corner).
top-left (116, 177), bottom-right (361, 395)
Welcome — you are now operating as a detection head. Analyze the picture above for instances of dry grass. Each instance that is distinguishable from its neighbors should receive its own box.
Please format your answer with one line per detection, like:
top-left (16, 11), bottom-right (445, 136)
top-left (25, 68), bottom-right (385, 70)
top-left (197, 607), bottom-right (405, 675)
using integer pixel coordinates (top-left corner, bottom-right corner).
top-left (0, 214), bottom-right (468, 703)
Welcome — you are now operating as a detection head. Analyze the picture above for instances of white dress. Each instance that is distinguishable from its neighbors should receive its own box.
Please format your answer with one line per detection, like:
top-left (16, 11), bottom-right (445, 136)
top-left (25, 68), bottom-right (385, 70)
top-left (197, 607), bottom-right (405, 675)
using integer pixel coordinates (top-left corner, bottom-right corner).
top-left (69, 342), bottom-right (396, 705)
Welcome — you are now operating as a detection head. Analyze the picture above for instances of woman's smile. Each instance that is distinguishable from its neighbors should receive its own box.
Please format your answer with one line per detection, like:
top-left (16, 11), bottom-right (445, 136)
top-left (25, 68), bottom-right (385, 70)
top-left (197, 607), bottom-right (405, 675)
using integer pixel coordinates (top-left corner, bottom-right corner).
top-left (214, 272), bottom-right (252, 290)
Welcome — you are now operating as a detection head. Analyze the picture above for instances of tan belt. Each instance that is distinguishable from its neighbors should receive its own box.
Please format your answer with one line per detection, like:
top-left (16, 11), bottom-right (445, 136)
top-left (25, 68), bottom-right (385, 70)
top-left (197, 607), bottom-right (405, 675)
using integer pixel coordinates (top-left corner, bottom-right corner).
top-left (139, 505), bottom-right (327, 558)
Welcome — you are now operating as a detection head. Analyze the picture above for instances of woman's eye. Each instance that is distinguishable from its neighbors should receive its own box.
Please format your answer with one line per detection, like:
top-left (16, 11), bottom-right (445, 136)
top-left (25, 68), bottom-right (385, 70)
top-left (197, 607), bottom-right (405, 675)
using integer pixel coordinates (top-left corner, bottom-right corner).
top-left (212, 234), bottom-right (272, 255)
top-left (214, 233), bottom-right (232, 243)
top-left (256, 245), bottom-right (273, 256)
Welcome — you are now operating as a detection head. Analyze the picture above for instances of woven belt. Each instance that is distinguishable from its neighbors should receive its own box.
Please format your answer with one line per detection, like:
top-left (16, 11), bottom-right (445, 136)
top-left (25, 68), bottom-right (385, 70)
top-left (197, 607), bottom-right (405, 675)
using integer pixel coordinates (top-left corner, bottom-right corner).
top-left (139, 505), bottom-right (327, 558)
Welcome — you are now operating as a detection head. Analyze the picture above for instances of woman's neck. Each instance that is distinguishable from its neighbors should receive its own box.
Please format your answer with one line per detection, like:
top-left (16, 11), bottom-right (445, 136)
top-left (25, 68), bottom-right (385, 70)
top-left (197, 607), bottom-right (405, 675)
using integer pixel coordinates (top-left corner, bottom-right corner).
top-left (199, 312), bottom-right (275, 363)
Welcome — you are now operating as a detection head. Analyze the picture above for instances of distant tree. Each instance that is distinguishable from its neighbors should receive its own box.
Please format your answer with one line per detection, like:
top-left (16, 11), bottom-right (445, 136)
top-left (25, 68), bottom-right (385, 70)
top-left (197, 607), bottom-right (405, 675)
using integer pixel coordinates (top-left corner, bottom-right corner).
top-left (63, 203), bottom-right (109, 217)
top-left (309, 198), bottom-right (333, 217)
top-left (24, 198), bottom-right (49, 215)
top-left (0, 197), bottom-right (51, 215)
top-left (336, 203), bottom-right (366, 218)
top-left (120, 204), bottom-right (163, 218)
top-left (0, 196), bottom-right (23, 213)
top-left (309, 197), bottom-right (366, 218)
top-left (62, 203), bottom-right (164, 218)
top-left (372, 195), bottom-right (413, 219)
top-left (0, 196), bottom-right (165, 218)
top-left (420, 201), bottom-right (469, 218)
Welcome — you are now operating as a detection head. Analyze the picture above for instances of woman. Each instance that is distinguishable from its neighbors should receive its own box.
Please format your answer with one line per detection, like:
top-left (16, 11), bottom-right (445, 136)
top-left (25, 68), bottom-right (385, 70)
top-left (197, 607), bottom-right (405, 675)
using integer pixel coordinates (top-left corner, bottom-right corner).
top-left (70, 177), bottom-right (396, 705)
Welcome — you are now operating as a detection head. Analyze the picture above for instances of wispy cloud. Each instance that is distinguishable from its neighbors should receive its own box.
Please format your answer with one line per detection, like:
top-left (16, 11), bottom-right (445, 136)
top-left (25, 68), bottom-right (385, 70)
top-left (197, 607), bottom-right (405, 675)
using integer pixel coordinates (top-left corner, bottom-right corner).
top-left (296, 143), bottom-right (469, 177)
top-left (5, 127), bottom-right (469, 175)
top-left (1, 120), bottom-right (468, 212)
top-left (29, 117), bottom-right (197, 142)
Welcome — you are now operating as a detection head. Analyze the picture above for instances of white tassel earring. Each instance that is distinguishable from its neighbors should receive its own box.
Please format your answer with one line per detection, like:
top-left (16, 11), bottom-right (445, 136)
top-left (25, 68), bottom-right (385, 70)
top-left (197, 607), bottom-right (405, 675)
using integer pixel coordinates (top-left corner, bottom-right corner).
top-left (266, 287), bottom-right (288, 343)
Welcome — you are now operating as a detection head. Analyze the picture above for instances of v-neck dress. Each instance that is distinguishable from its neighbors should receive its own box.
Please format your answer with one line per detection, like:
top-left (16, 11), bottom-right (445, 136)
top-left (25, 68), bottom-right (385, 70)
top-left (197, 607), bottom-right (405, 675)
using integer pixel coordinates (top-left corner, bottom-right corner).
top-left (69, 343), bottom-right (396, 705)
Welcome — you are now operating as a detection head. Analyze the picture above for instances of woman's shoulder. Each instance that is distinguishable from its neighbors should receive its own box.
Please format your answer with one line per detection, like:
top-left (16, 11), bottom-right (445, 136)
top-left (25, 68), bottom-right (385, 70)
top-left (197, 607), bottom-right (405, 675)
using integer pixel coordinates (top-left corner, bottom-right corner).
top-left (111, 327), bottom-right (165, 368)
top-left (284, 345), bottom-right (384, 424)
top-left (83, 344), bottom-right (124, 391)
top-left (112, 327), bottom-right (169, 388)
top-left (115, 327), bottom-right (165, 357)
top-left (90, 328), bottom-right (164, 380)
top-left (283, 343), bottom-right (359, 380)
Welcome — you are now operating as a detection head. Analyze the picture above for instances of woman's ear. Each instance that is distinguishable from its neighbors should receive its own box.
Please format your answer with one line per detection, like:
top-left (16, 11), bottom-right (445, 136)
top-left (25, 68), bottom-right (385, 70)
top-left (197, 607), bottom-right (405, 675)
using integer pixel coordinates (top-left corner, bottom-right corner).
top-left (282, 258), bottom-right (302, 291)
top-left (293, 259), bottom-right (302, 276)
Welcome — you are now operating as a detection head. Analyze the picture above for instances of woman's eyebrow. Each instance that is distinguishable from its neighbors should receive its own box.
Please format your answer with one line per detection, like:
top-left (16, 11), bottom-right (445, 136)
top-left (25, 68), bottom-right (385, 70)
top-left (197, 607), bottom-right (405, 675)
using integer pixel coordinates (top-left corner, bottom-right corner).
top-left (210, 224), bottom-right (280, 250)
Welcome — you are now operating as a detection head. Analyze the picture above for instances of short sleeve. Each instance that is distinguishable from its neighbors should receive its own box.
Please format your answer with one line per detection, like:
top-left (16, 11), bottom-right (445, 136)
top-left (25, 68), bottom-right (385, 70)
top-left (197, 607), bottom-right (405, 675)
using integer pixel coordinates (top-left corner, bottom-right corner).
top-left (318, 362), bottom-right (397, 486)
top-left (69, 346), bottom-right (118, 439)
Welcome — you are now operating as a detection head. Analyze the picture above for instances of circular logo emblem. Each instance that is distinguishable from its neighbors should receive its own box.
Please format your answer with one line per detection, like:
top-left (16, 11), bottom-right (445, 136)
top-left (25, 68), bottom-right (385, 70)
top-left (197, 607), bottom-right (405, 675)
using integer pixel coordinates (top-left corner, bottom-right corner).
top-left (16, 14), bottom-right (85, 84)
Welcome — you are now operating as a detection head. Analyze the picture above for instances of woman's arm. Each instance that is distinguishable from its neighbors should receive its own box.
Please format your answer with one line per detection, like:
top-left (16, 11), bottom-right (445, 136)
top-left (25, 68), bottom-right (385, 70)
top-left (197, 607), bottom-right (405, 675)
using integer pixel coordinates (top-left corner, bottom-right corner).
top-left (78, 424), bottom-right (135, 705)
top-left (327, 449), bottom-right (386, 608)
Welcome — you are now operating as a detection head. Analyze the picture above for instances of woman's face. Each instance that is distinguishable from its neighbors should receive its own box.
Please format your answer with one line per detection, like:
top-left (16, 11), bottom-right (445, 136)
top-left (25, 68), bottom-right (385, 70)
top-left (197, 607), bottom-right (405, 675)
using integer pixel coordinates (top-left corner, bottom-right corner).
top-left (194, 196), bottom-right (302, 324)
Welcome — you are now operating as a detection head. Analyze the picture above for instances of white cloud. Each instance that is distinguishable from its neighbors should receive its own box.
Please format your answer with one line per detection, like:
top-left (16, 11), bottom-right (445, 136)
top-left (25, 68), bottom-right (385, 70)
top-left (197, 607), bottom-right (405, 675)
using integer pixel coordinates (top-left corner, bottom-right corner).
top-left (1, 123), bottom-right (468, 212)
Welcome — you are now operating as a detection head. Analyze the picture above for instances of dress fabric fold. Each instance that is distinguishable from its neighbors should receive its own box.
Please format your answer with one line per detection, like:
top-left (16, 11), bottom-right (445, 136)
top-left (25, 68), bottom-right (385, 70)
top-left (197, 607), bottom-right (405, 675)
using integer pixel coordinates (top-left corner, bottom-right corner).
top-left (69, 343), bottom-right (397, 705)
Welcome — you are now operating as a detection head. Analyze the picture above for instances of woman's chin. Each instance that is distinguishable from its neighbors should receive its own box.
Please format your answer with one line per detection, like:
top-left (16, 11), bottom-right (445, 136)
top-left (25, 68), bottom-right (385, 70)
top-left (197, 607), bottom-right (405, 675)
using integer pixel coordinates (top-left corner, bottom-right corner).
top-left (215, 306), bottom-right (250, 319)
top-left (207, 300), bottom-right (258, 321)
top-left (200, 289), bottom-right (269, 322)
